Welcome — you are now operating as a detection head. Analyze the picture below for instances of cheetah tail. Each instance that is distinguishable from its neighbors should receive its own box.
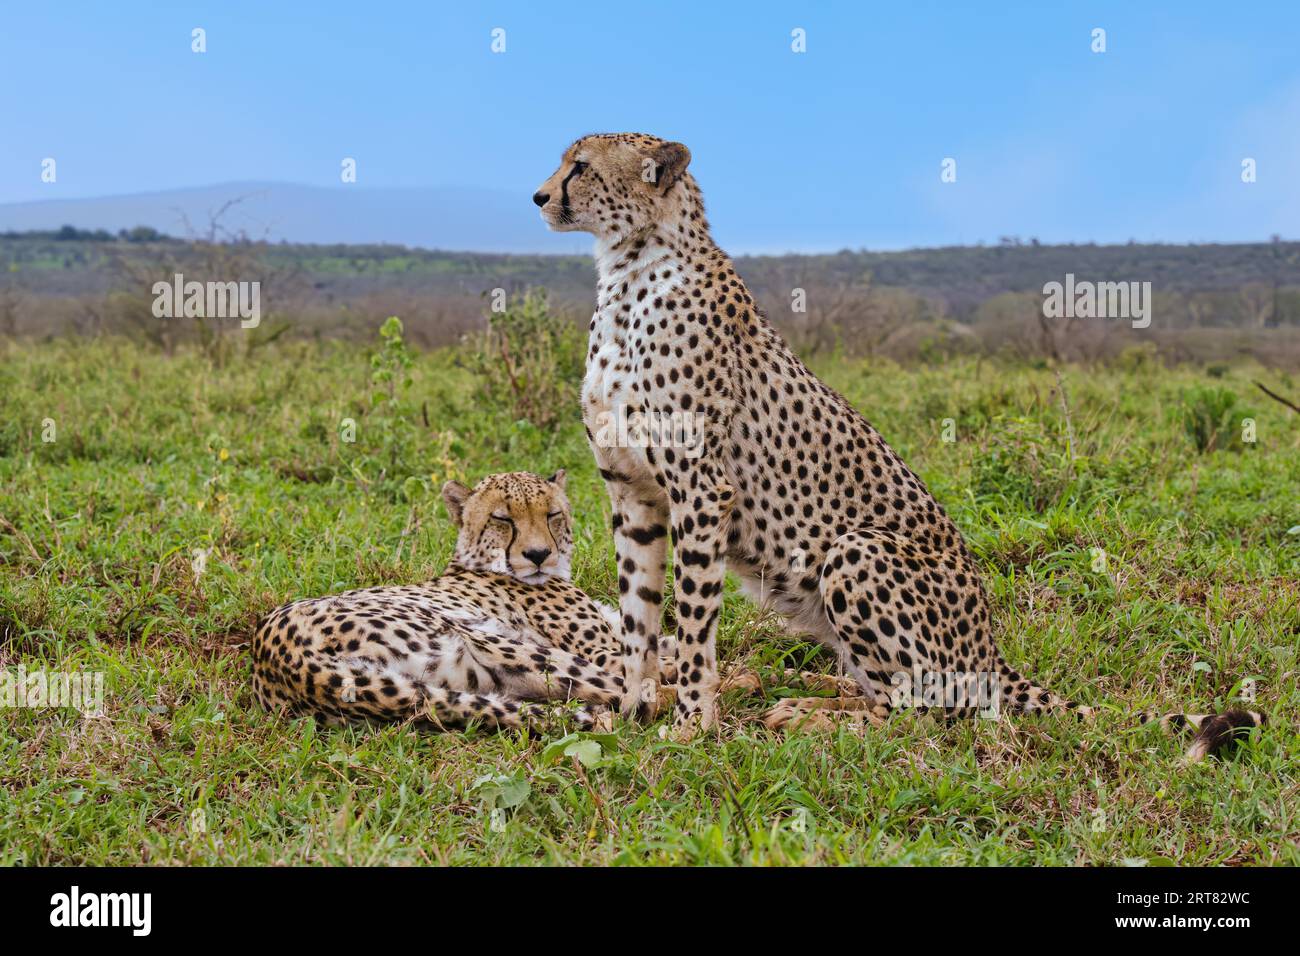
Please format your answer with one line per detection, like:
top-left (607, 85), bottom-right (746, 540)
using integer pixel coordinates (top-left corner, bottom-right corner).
top-left (996, 664), bottom-right (1092, 719)
top-left (1138, 709), bottom-right (1267, 764)
top-left (995, 664), bottom-right (1266, 762)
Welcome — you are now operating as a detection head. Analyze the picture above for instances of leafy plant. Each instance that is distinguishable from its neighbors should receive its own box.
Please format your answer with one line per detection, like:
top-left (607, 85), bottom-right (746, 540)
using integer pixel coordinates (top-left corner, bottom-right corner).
top-left (468, 290), bottom-right (585, 429)
top-left (1179, 385), bottom-right (1243, 453)
top-left (371, 315), bottom-right (414, 407)
top-left (336, 316), bottom-right (464, 497)
top-left (361, 315), bottom-right (418, 477)
top-left (539, 732), bottom-right (619, 768)
top-left (468, 771), bottom-right (531, 812)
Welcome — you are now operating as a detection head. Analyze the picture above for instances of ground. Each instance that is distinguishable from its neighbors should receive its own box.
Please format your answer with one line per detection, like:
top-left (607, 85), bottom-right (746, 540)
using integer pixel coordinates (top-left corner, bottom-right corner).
top-left (1, 335), bottom-right (1296, 865)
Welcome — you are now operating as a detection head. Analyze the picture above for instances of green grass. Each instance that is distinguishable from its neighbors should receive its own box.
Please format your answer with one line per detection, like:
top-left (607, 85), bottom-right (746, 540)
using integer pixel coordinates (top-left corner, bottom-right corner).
top-left (1, 335), bottom-right (1297, 865)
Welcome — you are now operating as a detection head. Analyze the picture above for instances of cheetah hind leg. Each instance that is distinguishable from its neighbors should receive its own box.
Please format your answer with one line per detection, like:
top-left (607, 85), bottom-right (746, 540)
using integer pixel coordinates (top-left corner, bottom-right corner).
top-left (772, 669), bottom-right (863, 696)
top-left (761, 529), bottom-right (1267, 758)
top-left (758, 669), bottom-right (871, 732)
top-left (765, 527), bottom-right (996, 734)
top-left (427, 636), bottom-right (630, 735)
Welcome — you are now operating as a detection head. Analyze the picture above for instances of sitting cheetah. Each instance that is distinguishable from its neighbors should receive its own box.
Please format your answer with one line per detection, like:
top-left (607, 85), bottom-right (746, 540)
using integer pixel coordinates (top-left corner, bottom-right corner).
top-left (534, 132), bottom-right (1263, 757)
top-left (252, 471), bottom-right (680, 732)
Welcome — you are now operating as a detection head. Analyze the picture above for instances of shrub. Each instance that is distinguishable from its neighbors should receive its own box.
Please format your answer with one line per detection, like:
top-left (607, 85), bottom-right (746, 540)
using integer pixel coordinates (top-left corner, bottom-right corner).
top-left (972, 416), bottom-right (1074, 512)
top-left (1113, 342), bottom-right (1160, 373)
top-left (1179, 385), bottom-right (1244, 453)
top-left (467, 290), bottom-right (585, 429)
top-left (331, 316), bottom-right (464, 499)
top-left (367, 315), bottom-right (417, 473)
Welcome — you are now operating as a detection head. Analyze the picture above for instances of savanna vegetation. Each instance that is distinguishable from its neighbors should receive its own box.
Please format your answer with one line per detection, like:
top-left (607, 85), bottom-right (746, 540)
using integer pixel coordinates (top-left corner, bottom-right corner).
top-left (4, 230), bottom-right (1300, 367)
top-left (2, 298), bottom-right (1296, 865)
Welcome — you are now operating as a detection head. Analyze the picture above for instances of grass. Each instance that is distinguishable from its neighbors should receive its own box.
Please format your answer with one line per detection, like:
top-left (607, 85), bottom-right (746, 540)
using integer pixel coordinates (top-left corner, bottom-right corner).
top-left (1, 331), bottom-right (1297, 866)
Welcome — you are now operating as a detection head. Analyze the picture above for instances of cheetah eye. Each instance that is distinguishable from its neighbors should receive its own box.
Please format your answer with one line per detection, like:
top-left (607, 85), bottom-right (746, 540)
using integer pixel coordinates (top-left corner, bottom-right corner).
top-left (546, 511), bottom-right (563, 520)
top-left (572, 161), bottom-right (588, 174)
top-left (490, 512), bottom-right (514, 524)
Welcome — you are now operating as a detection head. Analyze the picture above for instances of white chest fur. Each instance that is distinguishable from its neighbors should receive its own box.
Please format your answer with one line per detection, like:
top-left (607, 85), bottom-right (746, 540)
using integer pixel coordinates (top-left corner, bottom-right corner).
top-left (582, 240), bottom-right (686, 476)
top-left (583, 245), bottom-right (683, 412)
top-left (582, 336), bottom-right (632, 416)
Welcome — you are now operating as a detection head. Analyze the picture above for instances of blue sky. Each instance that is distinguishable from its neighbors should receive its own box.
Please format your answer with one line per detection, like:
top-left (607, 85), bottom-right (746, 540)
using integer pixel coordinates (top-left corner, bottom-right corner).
top-left (3, 0), bottom-right (1298, 252)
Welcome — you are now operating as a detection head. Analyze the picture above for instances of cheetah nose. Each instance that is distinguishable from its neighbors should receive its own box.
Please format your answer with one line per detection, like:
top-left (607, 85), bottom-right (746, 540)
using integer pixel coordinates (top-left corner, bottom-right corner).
top-left (523, 547), bottom-right (552, 567)
top-left (532, 191), bottom-right (549, 208)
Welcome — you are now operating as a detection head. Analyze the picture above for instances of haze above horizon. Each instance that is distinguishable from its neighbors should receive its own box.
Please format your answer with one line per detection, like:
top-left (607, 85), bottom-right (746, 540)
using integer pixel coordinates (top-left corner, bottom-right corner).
top-left (3, 1), bottom-right (1298, 253)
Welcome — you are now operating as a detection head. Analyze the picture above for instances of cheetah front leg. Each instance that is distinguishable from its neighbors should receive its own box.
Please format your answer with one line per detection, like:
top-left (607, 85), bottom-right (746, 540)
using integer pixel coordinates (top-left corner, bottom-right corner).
top-left (665, 477), bottom-right (735, 740)
top-left (598, 465), bottom-right (672, 721)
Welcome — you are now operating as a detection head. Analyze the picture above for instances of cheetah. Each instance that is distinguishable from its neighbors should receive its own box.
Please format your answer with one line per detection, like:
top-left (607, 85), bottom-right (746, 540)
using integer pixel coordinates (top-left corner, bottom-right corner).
top-left (534, 132), bottom-right (1263, 758)
top-left (251, 470), bottom-right (686, 733)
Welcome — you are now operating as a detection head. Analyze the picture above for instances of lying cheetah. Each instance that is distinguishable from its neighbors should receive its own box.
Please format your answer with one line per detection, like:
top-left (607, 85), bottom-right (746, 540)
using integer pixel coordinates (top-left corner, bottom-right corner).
top-left (534, 132), bottom-right (1263, 758)
top-left (252, 471), bottom-right (670, 732)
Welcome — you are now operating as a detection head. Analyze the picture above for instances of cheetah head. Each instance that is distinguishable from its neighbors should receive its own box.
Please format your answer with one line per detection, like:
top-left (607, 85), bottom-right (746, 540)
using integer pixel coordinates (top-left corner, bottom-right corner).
top-left (533, 133), bottom-right (694, 240)
top-left (441, 471), bottom-right (573, 584)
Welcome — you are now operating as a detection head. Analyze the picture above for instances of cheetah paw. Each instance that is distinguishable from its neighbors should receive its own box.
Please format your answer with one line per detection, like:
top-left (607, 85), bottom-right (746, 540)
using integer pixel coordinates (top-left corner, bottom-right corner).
top-left (669, 716), bottom-right (703, 743)
top-left (586, 706), bottom-right (615, 734)
top-left (762, 698), bottom-right (809, 732)
top-left (656, 682), bottom-right (678, 710)
top-left (718, 666), bottom-right (763, 696)
top-left (670, 697), bottom-right (719, 742)
top-left (617, 678), bottom-right (661, 723)
top-left (762, 697), bottom-right (887, 733)
top-left (767, 706), bottom-right (840, 733)
top-left (789, 671), bottom-right (863, 697)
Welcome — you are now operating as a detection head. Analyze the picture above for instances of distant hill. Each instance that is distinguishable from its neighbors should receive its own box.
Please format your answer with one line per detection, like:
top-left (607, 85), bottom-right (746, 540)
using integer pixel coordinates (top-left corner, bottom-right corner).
top-left (4, 231), bottom-right (1297, 317)
top-left (742, 240), bottom-right (1300, 315)
top-left (0, 182), bottom-right (591, 255)
top-left (3, 230), bottom-right (1298, 367)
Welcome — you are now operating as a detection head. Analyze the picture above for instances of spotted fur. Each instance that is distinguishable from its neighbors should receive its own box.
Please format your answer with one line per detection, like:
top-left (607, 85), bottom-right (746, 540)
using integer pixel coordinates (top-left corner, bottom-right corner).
top-left (251, 471), bottom-right (677, 732)
top-left (535, 132), bottom-right (1265, 756)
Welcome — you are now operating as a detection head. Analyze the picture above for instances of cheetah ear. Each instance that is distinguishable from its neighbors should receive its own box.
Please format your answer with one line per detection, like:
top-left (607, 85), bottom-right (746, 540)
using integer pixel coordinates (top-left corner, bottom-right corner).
top-left (442, 480), bottom-right (471, 526)
top-left (650, 141), bottom-right (691, 193)
top-left (546, 469), bottom-right (567, 491)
